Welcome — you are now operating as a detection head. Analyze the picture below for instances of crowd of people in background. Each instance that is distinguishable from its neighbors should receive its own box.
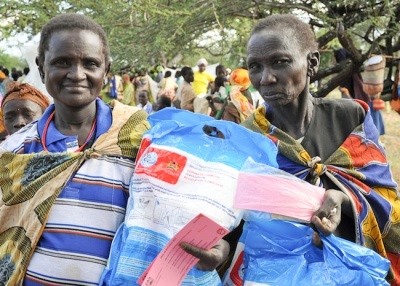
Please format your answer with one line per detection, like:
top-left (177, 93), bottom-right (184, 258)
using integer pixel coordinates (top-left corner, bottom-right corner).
top-left (82, 57), bottom-right (265, 126)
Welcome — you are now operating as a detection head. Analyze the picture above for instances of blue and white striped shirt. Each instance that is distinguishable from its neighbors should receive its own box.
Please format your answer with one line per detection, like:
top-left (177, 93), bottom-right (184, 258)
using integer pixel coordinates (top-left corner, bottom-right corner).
top-left (1, 99), bottom-right (136, 285)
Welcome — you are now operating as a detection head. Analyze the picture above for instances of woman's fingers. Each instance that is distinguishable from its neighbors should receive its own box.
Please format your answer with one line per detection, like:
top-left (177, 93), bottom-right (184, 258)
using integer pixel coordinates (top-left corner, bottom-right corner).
top-left (312, 189), bottom-right (346, 236)
top-left (312, 231), bottom-right (323, 248)
top-left (312, 214), bottom-right (338, 236)
top-left (179, 240), bottom-right (229, 271)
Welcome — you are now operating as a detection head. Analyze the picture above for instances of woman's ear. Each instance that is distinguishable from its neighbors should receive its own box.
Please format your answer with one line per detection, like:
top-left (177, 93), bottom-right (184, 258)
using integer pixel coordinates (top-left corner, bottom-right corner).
top-left (36, 57), bottom-right (45, 83)
top-left (307, 51), bottom-right (320, 77)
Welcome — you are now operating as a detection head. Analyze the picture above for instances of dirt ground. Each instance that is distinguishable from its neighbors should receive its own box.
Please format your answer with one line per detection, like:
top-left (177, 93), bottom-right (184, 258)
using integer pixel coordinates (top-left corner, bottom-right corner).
top-left (381, 107), bottom-right (400, 185)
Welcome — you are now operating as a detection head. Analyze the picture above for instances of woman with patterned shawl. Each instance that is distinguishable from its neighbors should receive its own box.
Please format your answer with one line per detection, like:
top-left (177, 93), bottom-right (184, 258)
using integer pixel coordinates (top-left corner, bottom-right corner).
top-left (0, 14), bottom-right (150, 285)
top-left (0, 13), bottom-right (229, 286)
top-left (121, 73), bottom-right (136, 106)
top-left (226, 14), bottom-right (400, 285)
top-left (222, 68), bottom-right (255, 124)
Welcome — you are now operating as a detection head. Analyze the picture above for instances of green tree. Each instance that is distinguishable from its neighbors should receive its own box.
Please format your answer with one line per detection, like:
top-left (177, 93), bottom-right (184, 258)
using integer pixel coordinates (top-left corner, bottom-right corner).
top-left (1, 0), bottom-right (399, 97)
top-left (0, 51), bottom-right (27, 70)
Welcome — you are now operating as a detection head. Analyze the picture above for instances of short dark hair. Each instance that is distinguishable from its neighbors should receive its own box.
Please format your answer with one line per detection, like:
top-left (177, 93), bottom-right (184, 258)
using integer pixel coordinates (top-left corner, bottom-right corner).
top-left (38, 13), bottom-right (110, 66)
top-left (155, 96), bottom-right (172, 111)
top-left (165, 71), bottom-right (172, 78)
top-left (2, 68), bottom-right (9, 76)
top-left (215, 64), bottom-right (226, 75)
top-left (214, 75), bottom-right (226, 89)
top-left (181, 66), bottom-right (193, 77)
top-left (11, 72), bottom-right (19, 81)
top-left (250, 14), bottom-right (318, 53)
top-left (137, 90), bottom-right (149, 98)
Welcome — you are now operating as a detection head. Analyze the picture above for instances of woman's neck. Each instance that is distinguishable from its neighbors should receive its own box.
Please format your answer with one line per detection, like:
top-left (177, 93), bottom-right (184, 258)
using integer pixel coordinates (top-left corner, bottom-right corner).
top-left (53, 101), bottom-right (97, 143)
top-left (270, 93), bottom-right (314, 140)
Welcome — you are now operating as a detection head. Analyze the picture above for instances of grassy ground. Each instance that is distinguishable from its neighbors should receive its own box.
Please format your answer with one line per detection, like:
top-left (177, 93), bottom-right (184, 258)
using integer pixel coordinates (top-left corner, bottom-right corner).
top-left (381, 106), bottom-right (400, 185)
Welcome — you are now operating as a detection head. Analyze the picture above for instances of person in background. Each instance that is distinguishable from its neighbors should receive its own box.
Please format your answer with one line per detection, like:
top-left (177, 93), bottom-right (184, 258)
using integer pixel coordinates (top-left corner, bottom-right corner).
top-left (17, 70), bottom-right (22, 80)
top-left (11, 67), bottom-right (19, 81)
top-left (1, 67), bottom-right (9, 79)
top-left (1, 82), bottom-right (50, 135)
top-left (0, 70), bottom-right (7, 98)
top-left (100, 73), bottom-right (115, 104)
top-left (131, 71), bottom-right (140, 87)
top-left (222, 68), bottom-right (255, 124)
top-left (109, 71), bottom-right (124, 102)
top-left (135, 68), bottom-right (155, 104)
top-left (0, 70), bottom-right (12, 97)
top-left (18, 67), bottom-right (30, 82)
top-left (334, 48), bottom-right (386, 142)
top-left (192, 58), bottom-right (215, 95)
top-left (121, 73), bottom-right (135, 106)
top-left (215, 64), bottom-right (227, 79)
top-left (153, 95), bottom-right (172, 112)
top-left (176, 66), bottom-right (197, 112)
top-left (137, 90), bottom-right (153, 114)
top-left (154, 65), bottom-right (164, 83)
top-left (212, 75), bottom-right (228, 98)
top-left (209, 75), bottom-right (228, 119)
top-left (172, 70), bottom-right (183, 108)
top-left (175, 70), bottom-right (183, 86)
top-left (157, 70), bottom-right (178, 100)
top-left (224, 14), bottom-right (399, 285)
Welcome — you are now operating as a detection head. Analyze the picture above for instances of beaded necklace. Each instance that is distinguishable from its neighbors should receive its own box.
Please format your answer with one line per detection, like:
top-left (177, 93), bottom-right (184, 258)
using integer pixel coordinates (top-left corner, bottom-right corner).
top-left (41, 111), bottom-right (97, 152)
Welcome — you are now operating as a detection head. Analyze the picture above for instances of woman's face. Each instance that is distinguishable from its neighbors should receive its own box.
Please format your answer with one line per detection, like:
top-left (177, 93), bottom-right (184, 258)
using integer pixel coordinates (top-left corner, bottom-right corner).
top-left (247, 30), bottom-right (309, 107)
top-left (38, 29), bottom-right (108, 108)
top-left (3, 99), bottom-right (44, 135)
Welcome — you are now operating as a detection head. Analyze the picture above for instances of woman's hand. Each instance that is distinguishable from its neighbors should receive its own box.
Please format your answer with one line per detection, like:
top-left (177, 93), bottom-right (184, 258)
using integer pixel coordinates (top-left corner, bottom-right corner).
top-left (311, 189), bottom-right (350, 247)
top-left (179, 239), bottom-right (230, 271)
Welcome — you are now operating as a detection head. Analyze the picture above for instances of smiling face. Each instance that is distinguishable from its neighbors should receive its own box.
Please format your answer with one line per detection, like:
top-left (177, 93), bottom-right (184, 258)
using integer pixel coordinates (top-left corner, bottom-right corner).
top-left (247, 30), bottom-right (311, 107)
top-left (38, 29), bottom-right (109, 109)
top-left (3, 99), bottom-right (44, 134)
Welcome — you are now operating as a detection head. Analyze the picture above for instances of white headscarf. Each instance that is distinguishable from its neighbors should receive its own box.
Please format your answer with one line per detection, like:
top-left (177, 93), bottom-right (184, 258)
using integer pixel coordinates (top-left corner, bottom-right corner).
top-left (197, 58), bottom-right (208, 66)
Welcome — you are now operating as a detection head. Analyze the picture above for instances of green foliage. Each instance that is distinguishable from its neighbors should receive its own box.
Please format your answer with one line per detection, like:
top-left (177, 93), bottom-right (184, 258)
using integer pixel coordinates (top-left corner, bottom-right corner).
top-left (1, 0), bottom-right (400, 96)
top-left (0, 51), bottom-right (27, 70)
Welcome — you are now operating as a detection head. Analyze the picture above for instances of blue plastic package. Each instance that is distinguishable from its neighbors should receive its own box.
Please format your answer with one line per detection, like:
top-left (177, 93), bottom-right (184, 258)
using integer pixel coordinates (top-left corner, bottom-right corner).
top-left (101, 108), bottom-right (279, 286)
top-left (224, 218), bottom-right (390, 286)
top-left (143, 108), bottom-right (279, 170)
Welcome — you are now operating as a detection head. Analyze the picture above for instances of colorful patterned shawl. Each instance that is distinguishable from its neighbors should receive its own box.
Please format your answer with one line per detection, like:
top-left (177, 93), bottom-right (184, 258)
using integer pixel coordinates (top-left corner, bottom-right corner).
top-left (242, 102), bottom-right (400, 285)
top-left (0, 101), bottom-right (150, 285)
top-left (229, 85), bottom-right (254, 123)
